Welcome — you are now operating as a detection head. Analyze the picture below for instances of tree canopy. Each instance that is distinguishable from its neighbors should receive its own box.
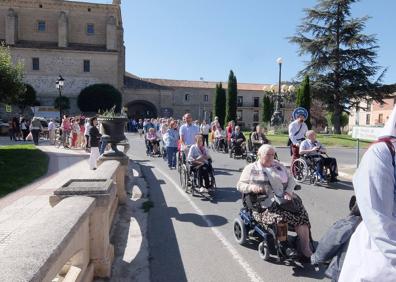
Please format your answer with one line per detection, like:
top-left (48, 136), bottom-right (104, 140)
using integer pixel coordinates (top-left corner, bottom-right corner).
top-left (77, 83), bottom-right (122, 113)
top-left (289, 0), bottom-right (386, 133)
top-left (295, 76), bottom-right (312, 129)
top-left (213, 82), bottom-right (226, 128)
top-left (0, 44), bottom-right (26, 104)
top-left (15, 84), bottom-right (38, 111)
top-left (225, 70), bottom-right (237, 126)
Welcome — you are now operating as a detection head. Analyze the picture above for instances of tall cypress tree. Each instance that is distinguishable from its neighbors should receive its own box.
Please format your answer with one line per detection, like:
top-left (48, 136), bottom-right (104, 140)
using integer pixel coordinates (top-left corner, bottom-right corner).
top-left (213, 82), bottom-right (226, 128)
top-left (225, 70), bottom-right (237, 126)
top-left (289, 0), bottom-right (386, 134)
top-left (262, 96), bottom-right (271, 123)
top-left (295, 76), bottom-right (312, 129)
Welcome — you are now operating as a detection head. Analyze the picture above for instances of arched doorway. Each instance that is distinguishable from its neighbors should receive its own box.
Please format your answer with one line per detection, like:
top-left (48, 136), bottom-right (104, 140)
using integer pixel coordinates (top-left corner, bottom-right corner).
top-left (126, 100), bottom-right (157, 119)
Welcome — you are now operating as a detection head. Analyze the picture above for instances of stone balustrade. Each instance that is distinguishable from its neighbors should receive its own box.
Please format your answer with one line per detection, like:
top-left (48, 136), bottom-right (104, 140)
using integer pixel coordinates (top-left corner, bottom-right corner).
top-left (0, 156), bottom-right (129, 282)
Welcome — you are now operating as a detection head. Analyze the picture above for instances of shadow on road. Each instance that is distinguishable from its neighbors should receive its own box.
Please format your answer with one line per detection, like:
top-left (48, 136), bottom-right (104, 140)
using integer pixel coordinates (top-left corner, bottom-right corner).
top-left (168, 206), bottom-right (228, 227)
top-left (140, 163), bottom-right (188, 282)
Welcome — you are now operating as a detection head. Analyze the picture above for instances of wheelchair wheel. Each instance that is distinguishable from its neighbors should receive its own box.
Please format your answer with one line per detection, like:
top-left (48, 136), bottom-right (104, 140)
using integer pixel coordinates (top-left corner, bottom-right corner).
top-left (233, 217), bottom-right (247, 245)
top-left (258, 241), bottom-right (270, 261)
top-left (291, 158), bottom-right (308, 183)
top-left (190, 171), bottom-right (196, 196)
top-left (179, 165), bottom-right (188, 192)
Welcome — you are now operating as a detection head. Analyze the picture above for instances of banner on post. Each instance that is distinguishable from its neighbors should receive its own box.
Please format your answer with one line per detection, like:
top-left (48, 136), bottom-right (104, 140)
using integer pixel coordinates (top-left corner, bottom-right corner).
top-left (352, 126), bottom-right (384, 141)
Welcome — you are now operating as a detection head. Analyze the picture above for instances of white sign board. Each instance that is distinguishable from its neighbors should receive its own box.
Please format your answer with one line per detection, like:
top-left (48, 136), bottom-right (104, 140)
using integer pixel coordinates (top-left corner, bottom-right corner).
top-left (31, 106), bottom-right (59, 120)
top-left (352, 126), bottom-right (384, 141)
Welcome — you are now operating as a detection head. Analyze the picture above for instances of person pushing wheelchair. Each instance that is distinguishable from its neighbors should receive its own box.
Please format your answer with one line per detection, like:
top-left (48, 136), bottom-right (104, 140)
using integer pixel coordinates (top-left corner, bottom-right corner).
top-left (299, 130), bottom-right (338, 183)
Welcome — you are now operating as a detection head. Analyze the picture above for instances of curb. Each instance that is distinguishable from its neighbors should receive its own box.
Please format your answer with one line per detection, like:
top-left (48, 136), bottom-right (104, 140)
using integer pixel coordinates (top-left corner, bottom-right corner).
top-left (105, 160), bottom-right (150, 282)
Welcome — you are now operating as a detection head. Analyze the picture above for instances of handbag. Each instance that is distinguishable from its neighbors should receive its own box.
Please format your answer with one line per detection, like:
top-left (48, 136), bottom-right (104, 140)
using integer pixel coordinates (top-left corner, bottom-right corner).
top-left (26, 132), bottom-right (33, 141)
top-left (274, 194), bottom-right (301, 213)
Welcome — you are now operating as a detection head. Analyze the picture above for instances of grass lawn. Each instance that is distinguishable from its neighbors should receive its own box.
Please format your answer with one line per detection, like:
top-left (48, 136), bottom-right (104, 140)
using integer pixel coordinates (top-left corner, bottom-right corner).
top-left (243, 132), bottom-right (372, 148)
top-left (0, 144), bottom-right (49, 197)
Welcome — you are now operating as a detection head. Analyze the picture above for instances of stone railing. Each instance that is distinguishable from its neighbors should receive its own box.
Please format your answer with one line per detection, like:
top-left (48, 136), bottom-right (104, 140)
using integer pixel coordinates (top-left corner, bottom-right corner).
top-left (0, 156), bottom-right (129, 282)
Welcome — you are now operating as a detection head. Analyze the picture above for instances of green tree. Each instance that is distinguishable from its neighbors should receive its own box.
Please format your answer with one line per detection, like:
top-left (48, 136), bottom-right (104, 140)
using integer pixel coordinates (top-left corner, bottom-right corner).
top-left (0, 44), bottom-right (26, 104)
top-left (295, 76), bottom-right (312, 129)
top-left (326, 111), bottom-right (349, 131)
top-left (262, 96), bottom-right (272, 123)
top-left (225, 70), bottom-right (237, 126)
top-left (213, 82), bottom-right (226, 128)
top-left (16, 84), bottom-right (37, 112)
top-left (54, 96), bottom-right (70, 111)
top-left (289, 0), bottom-right (386, 134)
top-left (77, 83), bottom-right (122, 113)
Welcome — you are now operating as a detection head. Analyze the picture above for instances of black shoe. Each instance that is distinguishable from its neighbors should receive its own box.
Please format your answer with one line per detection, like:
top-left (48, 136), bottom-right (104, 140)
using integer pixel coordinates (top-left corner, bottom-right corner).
top-left (299, 255), bottom-right (312, 263)
top-left (285, 247), bottom-right (299, 259)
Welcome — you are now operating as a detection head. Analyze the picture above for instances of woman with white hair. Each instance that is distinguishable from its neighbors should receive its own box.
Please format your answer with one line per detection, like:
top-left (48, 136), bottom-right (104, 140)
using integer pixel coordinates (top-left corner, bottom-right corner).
top-left (237, 144), bottom-right (312, 259)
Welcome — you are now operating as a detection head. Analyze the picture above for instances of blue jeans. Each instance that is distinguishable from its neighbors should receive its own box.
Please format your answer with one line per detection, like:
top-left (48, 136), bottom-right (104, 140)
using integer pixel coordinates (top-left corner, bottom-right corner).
top-left (167, 147), bottom-right (177, 167)
top-left (99, 140), bottom-right (108, 155)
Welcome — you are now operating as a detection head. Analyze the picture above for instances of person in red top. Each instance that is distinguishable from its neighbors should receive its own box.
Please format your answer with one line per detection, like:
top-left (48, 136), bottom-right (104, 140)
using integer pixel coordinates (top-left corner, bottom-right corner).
top-left (226, 121), bottom-right (235, 152)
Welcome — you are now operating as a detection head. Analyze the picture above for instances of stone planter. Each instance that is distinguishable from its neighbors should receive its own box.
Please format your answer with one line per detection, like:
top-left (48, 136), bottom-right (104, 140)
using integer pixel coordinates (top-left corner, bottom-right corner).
top-left (97, 116), bottom-right (127, 143)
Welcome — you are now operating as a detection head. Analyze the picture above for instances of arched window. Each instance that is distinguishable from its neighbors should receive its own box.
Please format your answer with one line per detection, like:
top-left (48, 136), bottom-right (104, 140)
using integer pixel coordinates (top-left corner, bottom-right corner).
top-left (185, 93), bottom-right (190, 102)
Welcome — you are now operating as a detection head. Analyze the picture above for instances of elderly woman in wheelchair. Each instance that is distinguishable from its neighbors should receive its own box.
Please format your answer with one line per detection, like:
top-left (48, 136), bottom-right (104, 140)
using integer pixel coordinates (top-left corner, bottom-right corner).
top-left (296, 130), bottom-right (338, 183)
top-left (235, 144), bottom-right (313, 262)
top-left (187, 134), bottom-right (215, 194)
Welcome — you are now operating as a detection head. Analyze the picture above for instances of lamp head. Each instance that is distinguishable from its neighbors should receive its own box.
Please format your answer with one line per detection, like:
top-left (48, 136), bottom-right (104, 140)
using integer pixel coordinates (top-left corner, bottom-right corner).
top-left (276, 57), bottom-right (283, 65)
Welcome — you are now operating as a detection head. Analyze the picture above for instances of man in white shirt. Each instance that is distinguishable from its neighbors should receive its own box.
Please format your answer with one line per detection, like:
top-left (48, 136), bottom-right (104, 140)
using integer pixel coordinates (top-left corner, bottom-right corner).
top-left (200, 120), bottom-right (210, 147)
top-left (288, 112), bottom-right (308, 161)
top-left (299, 130), bottom-right (338, 182)
top-left (48, 119), bottom-right (56, 145)
top-left (179, 113), bottom-right (199, 156)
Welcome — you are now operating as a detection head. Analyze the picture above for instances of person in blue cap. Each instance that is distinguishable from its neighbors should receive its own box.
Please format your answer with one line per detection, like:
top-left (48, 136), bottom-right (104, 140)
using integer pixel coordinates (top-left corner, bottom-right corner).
top-left (288, 108), bottom-right (308, 162)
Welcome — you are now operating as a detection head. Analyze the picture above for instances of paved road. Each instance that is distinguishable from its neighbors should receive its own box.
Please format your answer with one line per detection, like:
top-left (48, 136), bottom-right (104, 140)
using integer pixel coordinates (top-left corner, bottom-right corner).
top-left (126, 133), bottom-right (355, 282)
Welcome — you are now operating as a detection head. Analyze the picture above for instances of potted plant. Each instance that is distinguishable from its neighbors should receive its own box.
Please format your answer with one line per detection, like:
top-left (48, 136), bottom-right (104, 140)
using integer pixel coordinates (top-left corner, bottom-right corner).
top-left (98, 105), bottom-right (128, 154)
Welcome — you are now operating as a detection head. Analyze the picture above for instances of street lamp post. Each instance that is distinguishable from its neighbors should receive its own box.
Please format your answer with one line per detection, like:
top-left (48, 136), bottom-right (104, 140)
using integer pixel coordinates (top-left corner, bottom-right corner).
top-left (56, 75), bottom-right (64, 123)
top-left (270, 57), bottom-right (284, 126)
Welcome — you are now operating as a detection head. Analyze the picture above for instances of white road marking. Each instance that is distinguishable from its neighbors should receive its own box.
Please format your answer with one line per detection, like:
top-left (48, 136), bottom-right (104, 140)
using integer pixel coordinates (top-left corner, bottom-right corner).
top-left (155, 166), bottom-right (264, 282)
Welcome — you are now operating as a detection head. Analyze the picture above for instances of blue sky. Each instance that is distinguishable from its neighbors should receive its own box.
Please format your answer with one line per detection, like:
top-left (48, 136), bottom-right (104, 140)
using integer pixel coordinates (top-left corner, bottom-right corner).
top-left (80, 0), bottom-right (395, 84)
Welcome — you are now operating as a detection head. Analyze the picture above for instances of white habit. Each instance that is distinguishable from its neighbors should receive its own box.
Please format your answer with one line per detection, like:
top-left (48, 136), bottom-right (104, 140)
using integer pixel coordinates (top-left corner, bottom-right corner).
top-left (339, 108), bottom-right (396, 281)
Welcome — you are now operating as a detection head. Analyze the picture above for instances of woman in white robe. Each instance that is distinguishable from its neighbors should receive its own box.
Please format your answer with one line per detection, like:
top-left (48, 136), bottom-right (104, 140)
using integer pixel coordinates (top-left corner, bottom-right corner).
top-left (339, 107), bottom-right (396, 281)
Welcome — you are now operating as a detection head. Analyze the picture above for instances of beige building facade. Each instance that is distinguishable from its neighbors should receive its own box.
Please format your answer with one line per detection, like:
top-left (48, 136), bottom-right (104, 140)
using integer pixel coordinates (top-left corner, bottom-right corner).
top-left (1, 0), bottom-right (125, 114)
top-left (348, 93), bottom-right (396, 129)
top-left (123, 74), bottom-right (300, 130)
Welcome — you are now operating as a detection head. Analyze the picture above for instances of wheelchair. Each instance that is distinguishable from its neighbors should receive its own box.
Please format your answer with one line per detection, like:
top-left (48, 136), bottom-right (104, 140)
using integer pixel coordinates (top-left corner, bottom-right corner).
top-left (213, 137), bottom-right (228, 153)
top-left (233, 191), bottom-right (314, 262)
top-left (229, 140), bottom-right (247, 159)
top-left (291, 153), bottom-right (331, 184)
top-left (145, 137), bottom-right (162, 157)
top-left (179, 159), bottom-right (216, 197)
top-left (245, 134), bottom-right (257, 163)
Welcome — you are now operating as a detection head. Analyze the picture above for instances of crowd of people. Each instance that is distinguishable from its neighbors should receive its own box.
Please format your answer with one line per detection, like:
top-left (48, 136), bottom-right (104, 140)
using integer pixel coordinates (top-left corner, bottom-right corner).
top-left (5, 105), bottom-right (395, 281)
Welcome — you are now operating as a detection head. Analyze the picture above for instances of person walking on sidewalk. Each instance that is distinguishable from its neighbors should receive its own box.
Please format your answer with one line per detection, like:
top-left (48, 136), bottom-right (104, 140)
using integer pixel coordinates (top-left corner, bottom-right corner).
top-left (288, 108), bottom-right (308, 162)
top-left (88, 117), bottom-right (101, 170)
top-left (48, 119), bottom-right (56, 145)
top-left (30, 117), bottom-right (43, 146)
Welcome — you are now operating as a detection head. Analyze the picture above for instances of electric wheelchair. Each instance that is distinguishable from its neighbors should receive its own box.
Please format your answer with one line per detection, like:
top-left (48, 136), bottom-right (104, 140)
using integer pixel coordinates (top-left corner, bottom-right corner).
top-left (145, 136), bottom-right (162, 157)
top-left (233, 189), bottom-right (315, 263)
top-left (291, 153), bottom-right (332, 184)
top-left (245, 133), bottom-right (258, 163)
top-left (213, 137), bottom-right (228, 153)
top-left (229, 140), bottom-right (247, 159)
top-left (179, 158), bottom-right (216, 197)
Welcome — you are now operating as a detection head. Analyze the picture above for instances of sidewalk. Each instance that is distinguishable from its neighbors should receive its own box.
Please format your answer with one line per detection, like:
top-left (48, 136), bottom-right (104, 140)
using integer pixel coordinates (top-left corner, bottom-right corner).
top-left (0, 140), bottom-right (90, 250)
